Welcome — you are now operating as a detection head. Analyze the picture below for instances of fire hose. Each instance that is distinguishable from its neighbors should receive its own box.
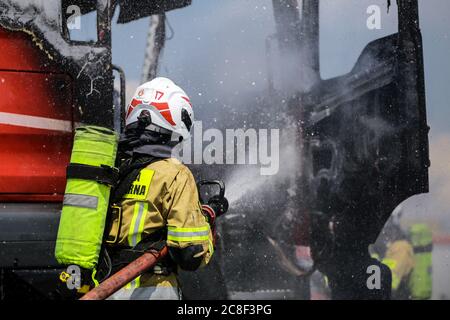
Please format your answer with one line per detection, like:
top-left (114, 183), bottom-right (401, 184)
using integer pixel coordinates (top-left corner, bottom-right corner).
top-left (80, 246), bottom-right (168, 300)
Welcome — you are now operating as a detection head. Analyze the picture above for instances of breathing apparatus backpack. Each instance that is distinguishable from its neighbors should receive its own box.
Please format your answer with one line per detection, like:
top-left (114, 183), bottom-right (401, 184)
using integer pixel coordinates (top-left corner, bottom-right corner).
top-left (55, 125), bottom-right (167, 293)
top-left (55, 126), bottom-right (119, 272)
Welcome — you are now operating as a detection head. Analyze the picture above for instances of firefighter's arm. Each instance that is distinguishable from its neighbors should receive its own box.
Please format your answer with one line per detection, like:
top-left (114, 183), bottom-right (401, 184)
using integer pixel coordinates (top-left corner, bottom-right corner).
top-left (163, 167), bottom-right (214, 271)
top-left (382, 240), bottom-right (415, 290)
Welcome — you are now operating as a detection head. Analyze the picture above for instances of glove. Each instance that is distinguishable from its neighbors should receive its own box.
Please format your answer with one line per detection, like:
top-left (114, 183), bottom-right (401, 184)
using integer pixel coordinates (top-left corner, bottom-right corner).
top-left (201, 203), bottom-right (218, 247)
top-left (202, 204), bottom-right (217, 230)
top-left (202, 196), bottom-right (228, 246)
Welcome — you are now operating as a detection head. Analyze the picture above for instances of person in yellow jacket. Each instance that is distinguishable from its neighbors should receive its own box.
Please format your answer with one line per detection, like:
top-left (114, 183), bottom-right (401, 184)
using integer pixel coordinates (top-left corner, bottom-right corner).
top-left (371, 206), bottom-right (433, 300)
top-left (105, 77), bottom-right (218, 300)
top-left (381, 238), bottom-right (415, 299)
top-left (370, 206), bottom-right (413, 299)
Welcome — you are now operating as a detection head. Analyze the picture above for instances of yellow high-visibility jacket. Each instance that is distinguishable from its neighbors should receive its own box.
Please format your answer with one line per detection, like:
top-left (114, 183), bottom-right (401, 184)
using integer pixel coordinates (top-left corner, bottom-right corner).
top-left (107, 157), bottom-right (214, 289)
top-left (382, 240), bottom-right (415, 296)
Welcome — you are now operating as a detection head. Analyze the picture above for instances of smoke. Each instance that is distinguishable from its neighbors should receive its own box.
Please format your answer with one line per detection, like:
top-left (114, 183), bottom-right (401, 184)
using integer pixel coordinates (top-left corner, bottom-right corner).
top-left (359, 116), bottom-right (395, 136)
top-left (124, 79), bottom-right (141, 103)
top-left (116, 0), bottom-right (448, 228)
top-left (106, 0), bottom-right (450, 298)
top-left (225, 168), bottom-right (271, 205)
top-left (159, 0), bottom-right (276, 110)
top-left (319, 0), bottom-right (399, 79)
top-left (225, 116), bottom-right (301, 206)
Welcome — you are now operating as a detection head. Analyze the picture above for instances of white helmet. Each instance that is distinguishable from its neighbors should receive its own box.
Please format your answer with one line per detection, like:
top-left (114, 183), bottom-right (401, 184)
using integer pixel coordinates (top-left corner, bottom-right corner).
top-left (125, 77), bottom-right (194, 141)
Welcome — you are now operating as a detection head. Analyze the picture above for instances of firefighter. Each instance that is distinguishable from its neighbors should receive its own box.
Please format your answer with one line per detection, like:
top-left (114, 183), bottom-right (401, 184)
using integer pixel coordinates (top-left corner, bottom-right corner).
top-left (104, 77), bottom-right (219, 300)
top-left (371, 207), bottom-right (433, 299)
top-left (380, 238), bottom-right (415, 299)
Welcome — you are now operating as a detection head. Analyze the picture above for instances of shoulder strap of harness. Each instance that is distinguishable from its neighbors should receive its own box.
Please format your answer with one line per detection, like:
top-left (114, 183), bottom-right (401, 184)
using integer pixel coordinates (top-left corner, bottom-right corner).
top-left (110, 155), bottom-right (163, 205)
